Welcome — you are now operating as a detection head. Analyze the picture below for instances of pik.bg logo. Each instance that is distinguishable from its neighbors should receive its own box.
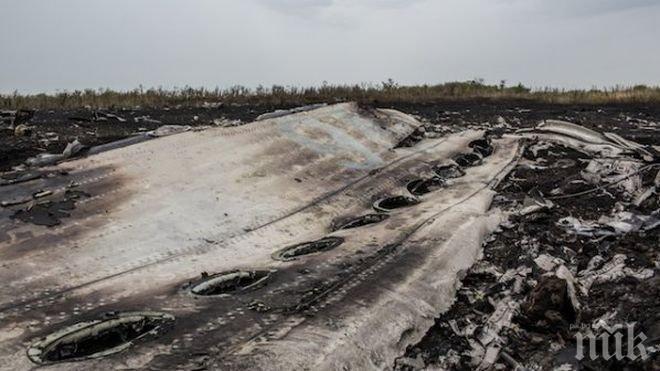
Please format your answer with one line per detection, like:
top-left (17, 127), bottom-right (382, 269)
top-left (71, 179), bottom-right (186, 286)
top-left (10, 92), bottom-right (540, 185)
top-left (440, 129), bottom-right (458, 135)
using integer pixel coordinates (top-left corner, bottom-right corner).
top-left (575, 322), bottom-right (650, 361)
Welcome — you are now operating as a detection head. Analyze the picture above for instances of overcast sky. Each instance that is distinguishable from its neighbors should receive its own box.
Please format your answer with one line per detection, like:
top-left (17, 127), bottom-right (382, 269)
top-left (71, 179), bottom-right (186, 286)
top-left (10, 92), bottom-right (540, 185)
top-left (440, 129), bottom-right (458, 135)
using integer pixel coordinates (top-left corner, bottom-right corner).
top-left (1, 0), bottom-right (659, 94)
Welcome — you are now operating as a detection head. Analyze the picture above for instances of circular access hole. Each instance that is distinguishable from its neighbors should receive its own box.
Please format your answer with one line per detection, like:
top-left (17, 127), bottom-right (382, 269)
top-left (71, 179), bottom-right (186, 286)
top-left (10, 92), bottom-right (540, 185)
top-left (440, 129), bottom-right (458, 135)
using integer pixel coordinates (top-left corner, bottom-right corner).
top-left (453, 152), bottom-right (482, 167)
top-left (332, 213), bottom-right (389, 231)
top-left (190, 270), bottom-right (272, 296)
top-left (471, 141), bottom-right (493, 157)
top-left (468, 138), bottom-right (490, 149)
top-left (406, 177), bottom-right (445, 196)
top-left (272, 236), bottom-right (345, 261)
top-left (433, 163), bottom-right (465, 179)
top-left (373, 195), bottom-right (420, 212)
top-left (27, 311), bottom-right (174, 365)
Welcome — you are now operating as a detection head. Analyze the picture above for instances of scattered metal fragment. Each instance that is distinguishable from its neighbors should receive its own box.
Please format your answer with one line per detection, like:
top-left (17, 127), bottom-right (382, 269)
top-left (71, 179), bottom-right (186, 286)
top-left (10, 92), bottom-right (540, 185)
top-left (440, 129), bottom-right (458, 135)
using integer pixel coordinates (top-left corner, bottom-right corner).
top-left (472, 297), bottom-right (521, 370)
top-left (578, 254), bottom-right (655, 292)
top-left (25, 139), bottom-right (86, 167)
top-left (581, 159), bottom-right (643, 196)
top-left (519, 119), bottom-right (660, 162)
top-left (557, 211), bottom-right (659, 237)
top-left (32, 190), bottom-right (53, 199)
top-left (134, 115), bottom-right (162, 124)
top-left (95, 112), bottom-right (127, 122)
top-left (519, 188), bottom-right (554, 215)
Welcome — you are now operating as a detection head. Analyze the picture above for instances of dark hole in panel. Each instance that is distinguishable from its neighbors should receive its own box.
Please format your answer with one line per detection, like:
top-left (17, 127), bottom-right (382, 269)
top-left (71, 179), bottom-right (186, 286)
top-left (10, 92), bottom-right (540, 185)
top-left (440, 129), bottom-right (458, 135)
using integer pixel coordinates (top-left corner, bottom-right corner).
top-left (433, 164), bottom-right (465, 179)
top-left (406, 177), bottom-right (445, 196)
top-left (373, 195), bottom-right (420, 212)
top-left (272, 237), bottom-right (345, 261)
top-left (27, 312), bottom-right (174, 364)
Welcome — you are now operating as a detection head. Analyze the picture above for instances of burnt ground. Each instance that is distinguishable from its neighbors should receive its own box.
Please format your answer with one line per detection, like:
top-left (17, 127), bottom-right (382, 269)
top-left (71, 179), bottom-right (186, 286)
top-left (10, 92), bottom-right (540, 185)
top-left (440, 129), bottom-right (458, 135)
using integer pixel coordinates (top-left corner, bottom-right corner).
top-left (1, 100), bottom-right (659, 369)
top-left (396, 144), bottom-right (659, 371)
top-left (387, 102), bottom-right (660, 370)
top-left (0, 103), bottom-right (301, 171)
top-left (2, 100), bottom-right (660, 171)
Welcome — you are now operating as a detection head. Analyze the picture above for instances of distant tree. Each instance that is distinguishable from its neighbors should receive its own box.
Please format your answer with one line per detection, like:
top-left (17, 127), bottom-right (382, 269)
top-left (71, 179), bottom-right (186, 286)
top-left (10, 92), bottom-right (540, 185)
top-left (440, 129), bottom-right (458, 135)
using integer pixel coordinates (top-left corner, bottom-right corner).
top-left (382, 78), bottom-right (398, 90)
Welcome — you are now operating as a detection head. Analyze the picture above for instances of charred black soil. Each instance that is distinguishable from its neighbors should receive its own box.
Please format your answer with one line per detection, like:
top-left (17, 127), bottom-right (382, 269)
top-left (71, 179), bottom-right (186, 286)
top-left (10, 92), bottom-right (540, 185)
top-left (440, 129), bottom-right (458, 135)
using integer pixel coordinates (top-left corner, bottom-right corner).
top-left (396, 141), bottom-right (659, 370)
top-left (2, 100), bottom-right (659, 370)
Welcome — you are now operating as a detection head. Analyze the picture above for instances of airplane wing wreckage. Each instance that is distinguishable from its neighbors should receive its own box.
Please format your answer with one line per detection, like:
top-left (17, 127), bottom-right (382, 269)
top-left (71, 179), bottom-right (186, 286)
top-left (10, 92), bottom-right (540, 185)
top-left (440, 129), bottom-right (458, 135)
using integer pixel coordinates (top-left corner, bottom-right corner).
top-left (0, 103), bottom-right (524, 370)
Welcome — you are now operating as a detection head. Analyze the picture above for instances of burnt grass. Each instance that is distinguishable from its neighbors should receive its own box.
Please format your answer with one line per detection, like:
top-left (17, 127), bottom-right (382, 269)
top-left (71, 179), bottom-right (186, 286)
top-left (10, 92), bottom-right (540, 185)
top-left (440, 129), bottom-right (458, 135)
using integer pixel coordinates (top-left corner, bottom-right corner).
top-left (2, 100), bottom-right (659, 369)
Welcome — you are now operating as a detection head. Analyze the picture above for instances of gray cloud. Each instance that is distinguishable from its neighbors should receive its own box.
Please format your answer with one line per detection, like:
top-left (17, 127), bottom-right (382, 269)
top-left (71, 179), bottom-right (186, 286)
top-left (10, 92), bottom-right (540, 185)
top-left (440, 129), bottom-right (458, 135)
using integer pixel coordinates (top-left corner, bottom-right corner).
top-left (543, 0), bottom-right (660, 16)
top-left (1, 0), bottom-right (659, 93)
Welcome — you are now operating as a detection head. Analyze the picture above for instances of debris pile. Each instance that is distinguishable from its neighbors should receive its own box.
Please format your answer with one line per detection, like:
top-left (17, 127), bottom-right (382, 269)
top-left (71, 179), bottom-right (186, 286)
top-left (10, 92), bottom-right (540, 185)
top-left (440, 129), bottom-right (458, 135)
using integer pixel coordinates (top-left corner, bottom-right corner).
top-left (398, 121), bottom-right (658, 370)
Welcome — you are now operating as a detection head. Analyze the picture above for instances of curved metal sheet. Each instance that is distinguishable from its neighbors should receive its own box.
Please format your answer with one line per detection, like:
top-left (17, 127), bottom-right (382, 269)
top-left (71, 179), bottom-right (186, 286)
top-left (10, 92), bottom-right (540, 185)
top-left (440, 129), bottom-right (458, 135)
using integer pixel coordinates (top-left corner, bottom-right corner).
top-left (0, 103), bottom-right (521, 370)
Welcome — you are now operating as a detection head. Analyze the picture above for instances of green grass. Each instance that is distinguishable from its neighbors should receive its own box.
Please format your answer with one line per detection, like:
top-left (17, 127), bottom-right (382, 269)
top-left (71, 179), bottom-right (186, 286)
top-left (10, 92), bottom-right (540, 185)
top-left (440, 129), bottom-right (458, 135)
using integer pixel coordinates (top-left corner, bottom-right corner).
top-left (2, 80), bottom-right (660, 110)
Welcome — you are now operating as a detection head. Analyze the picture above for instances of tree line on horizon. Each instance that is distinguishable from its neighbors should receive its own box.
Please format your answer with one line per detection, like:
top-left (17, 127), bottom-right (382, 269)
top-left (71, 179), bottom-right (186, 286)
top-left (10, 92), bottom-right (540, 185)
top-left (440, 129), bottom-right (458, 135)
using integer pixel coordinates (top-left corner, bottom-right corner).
top-left (2, 80), bottom-right (659, 109)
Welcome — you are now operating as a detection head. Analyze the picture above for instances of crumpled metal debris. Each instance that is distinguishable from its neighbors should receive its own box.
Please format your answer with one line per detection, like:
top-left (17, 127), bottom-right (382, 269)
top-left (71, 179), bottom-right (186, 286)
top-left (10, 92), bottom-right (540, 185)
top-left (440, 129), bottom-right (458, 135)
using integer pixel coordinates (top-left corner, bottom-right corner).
top-left (94, 111), bottom-right (127, 122)
top-left (556, 217), bottom-right (601, 236)
top-left (518, 120), bottom-right (658, 161)
top-left (557, 211), bottom-right (659, 237)
top-left (534, 254), bottom-right (566, 272)
top-left (597, 211), bottom-right (660, 233)
top-left (134, 115), bottom-right (162, 124)
top-left (472, 297), bottom-right (521, 370)
top-left (578, 254), bottom-right (655, 292)
top-left (581, 159), bottom-right (643, 196)
top-left (519, 188), bottom-right (554, 215)
top-left (402, 119), bottom-right (657, 370)
top-left (25, 139), bottom-right (86, 167)
top-left (634, 169), bottom-right (660, 206)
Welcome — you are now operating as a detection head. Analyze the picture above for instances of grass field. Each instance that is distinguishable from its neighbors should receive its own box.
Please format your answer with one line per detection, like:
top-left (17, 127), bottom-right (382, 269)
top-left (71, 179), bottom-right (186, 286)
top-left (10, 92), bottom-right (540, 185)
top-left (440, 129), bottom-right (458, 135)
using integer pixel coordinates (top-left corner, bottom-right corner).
top-left (2, 80), bottom-right (660, 109)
